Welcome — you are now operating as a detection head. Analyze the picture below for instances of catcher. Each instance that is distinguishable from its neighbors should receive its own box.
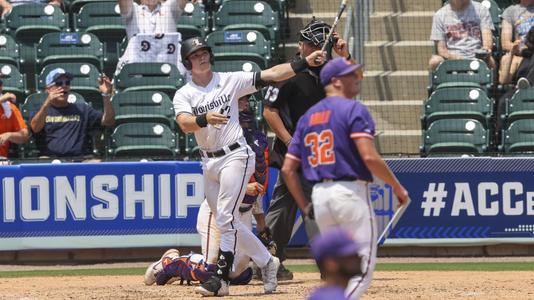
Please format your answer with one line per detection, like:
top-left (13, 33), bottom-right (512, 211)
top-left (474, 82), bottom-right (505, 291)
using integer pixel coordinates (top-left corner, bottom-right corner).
top-left (144, 95), bottom-right (277, 286)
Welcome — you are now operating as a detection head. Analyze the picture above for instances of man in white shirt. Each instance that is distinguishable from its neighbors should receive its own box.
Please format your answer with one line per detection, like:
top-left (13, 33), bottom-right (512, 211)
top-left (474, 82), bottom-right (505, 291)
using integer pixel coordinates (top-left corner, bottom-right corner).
top-left (118, 0), bottom-right (187, 39)
top-left (173, 36), bottom-right (324, 297)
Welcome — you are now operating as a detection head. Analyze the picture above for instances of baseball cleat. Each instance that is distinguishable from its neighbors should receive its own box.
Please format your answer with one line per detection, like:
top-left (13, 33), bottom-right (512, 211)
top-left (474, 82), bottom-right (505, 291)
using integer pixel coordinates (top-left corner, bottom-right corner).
top-left (261, 256), bottom-right (280, 294)
top-left (143, 248), bottom-right (180, 285)
top-left (195, 276), bottom-right (229, 297)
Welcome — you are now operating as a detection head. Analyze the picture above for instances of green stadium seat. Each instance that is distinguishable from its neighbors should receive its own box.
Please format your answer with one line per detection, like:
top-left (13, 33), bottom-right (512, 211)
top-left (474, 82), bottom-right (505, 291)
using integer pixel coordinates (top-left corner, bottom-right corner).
top-left (422, 87), bottom-right (493, 129)
top-left (421, 119), bottom-right (488, 156)
top-left (500, 119), bottom-right (534, 154)
top-left (74, 2), bottom-right (126, 43)
top-left (36, 63), bottom-right (102, 108)
top-left (21, 92), bottom-right (87, 158)
top-left (111, 91), bottom-right (175, 127)
top-left (212, 60), bottom-right (262, 72)
top-left (114, 62), bottom-right (185, 98)
top-left (475, 0), bottom-right (502, 28)
top-left (180, 132), bottom-right (200, 159)
top-left (0, 64), bottom-right (27, 103)
top-left (206, 30), bottom-right (271, 68)
top-left (213, 1), bottom-right (280, 43)
top-left (4, 4), bottom-right (67, 44)
top-left (431, 59), bottom-right (492, 92)
top-left (109, 122), bottom-right (178, 158)
top-left (0, 34), bottom-right (20, 67)
top-left (504, 88), bottom-right (534, 126)
top-left (69, 0), bottom-right (115, 14)
top-left (177, 3), bottom-right (209, 39)
top-left (35, 32), bottom-right (105, 71)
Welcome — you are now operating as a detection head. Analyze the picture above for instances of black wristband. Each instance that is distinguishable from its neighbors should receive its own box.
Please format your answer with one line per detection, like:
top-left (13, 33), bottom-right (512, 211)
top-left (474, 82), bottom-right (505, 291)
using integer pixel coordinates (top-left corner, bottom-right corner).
top-left (290, 58), bottom-right (309, 73)
top-left (195, 114), bottom-right (208, 128)
top-left (347, 53), bottom-right (352, 60)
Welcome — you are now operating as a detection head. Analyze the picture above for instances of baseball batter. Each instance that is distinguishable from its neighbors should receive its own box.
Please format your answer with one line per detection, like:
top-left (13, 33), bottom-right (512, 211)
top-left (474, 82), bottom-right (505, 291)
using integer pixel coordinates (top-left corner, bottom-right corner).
top-left (281, 58), bottom-right (409, 300)
top-left (173, 36), bottom-right (324, 297)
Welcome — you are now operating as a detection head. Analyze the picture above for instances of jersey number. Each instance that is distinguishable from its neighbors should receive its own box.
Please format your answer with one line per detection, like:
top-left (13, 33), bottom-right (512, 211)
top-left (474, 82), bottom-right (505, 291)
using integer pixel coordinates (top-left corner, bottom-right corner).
top-left (304, 130), bottom-right (335, 167)
top-left (264, 86), bottom-right (279, 103)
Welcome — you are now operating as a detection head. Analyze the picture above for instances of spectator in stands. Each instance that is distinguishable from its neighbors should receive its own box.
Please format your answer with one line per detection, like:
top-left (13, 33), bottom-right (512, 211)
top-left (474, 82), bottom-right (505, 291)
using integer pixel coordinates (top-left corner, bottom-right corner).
top-left (499, 0), bottom-right (534, 84)
top-left (119, 0), bottom-right (189, 39)
top-left (29, 68), bottom-right (114, 158)
top-left (0, 0), bottom-right (64, 17)
top-left (0, 80), bottom-right (28, 160)
top-left (429, 0), bottom-right (495, 70)
top-left (307, 227), bottom-right (362, 300)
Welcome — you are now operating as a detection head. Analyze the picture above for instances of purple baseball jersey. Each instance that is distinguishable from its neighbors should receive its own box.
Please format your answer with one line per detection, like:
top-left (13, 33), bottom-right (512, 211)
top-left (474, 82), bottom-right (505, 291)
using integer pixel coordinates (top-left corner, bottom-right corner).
top-left (286, 96), bottom-right (375, 182)
top-left (307, 285), bottom-right (349, 300)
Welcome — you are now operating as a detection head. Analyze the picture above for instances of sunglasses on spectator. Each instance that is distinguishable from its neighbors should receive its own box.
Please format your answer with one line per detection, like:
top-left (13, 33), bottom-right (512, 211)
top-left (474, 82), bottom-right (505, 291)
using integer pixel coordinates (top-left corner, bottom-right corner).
top-left (54, 80), bottom-right (71, 87)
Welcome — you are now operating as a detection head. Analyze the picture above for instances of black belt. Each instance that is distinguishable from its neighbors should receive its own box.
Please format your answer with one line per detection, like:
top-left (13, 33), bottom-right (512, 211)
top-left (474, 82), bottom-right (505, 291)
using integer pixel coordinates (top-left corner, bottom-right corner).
top-left (202, 142), bottom-right (241, 158)
top-left (314, 176), bottom-right (359, 184)
top-left (239, 205), bottom-right (253, 213)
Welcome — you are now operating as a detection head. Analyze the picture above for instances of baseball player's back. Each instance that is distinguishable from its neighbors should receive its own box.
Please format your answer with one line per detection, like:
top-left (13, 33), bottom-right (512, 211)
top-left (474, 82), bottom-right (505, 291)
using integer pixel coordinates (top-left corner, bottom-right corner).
top-left (286, 96), bottom-right (375, 183)
top-left (282, 57), bottom-right (408, 300)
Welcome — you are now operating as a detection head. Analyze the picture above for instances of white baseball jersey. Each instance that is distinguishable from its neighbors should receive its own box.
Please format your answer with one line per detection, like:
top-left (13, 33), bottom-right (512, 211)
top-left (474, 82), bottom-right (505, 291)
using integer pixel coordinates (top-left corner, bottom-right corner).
top-left (173, 72), bottom-right (257, 151)
top-left (121, 0), bottom-right (183, 39)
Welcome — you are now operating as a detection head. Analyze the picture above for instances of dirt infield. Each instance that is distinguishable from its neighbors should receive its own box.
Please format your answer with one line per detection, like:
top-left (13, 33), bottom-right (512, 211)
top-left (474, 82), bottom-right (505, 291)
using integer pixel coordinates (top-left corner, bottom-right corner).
top-left (2, 270), bottom-right (534, 299)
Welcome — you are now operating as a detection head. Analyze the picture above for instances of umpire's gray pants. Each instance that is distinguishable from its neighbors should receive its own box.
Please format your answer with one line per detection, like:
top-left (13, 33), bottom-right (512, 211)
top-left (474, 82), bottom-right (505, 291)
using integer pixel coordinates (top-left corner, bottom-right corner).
top-left (265, 171), bottom-right (319, 262)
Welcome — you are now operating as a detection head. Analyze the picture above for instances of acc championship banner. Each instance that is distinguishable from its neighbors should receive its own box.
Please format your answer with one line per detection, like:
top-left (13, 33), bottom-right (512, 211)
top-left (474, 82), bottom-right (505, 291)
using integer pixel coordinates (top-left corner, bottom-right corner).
top-left (385, 157), bottom-right (534, 246)
top-left (0, 162), bottom-right (203, 250)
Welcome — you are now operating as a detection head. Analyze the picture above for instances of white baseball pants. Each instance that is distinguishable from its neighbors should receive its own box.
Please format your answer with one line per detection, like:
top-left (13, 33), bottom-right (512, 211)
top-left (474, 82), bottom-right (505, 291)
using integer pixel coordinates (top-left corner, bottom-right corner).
top-left (311, 180), bottom-right (377, 300)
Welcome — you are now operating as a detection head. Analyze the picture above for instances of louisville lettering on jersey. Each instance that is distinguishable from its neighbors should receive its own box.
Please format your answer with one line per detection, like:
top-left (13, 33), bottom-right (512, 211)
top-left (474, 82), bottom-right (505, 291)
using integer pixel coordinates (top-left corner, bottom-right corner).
top-left (192, 94), bottom-right (231, 115)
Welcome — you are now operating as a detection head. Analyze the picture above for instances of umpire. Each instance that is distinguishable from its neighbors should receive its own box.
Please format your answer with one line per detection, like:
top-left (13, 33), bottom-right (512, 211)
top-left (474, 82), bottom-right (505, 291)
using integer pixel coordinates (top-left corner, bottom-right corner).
top-left (263, 18), bottom-right (351, 280)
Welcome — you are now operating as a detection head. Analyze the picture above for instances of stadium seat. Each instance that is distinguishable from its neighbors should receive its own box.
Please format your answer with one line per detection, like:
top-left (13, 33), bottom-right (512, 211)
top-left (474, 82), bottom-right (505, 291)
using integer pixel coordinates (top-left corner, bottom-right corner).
top-left (74, 2), bottom-right (125, 41)
top-left (212, 60), bottom-right (262, 72)
top-left (213, 1), bottom-right (280, 43)
top-left (74, 1), bottom-right (125, 76)
top-left (500, 119), bottom-right (534, 154)
top-left (114, 62), bottom-right (185, 98)
top-left (36, 63), bottom-right (102, 108)
top-left (0, 34), bottom-right (20, 67)
top-left (177, 2), bottom-right (209, 39)
top-left (109, 122), bottom-right (178, 158)
top-left (421, 119), bottom-right (488, 156)
top-left (179, 132), bottom-right (200, 159)
top-left (206, 30), bottom-right (272, 68)
top-left (111, 91), bottom-right (175, 127)
top-left (69, 0), bottom-right (115, 14)
top-left (4, 4), bottom-right (67, 43)
top-left (0, 64), bottom-right (27, 103)
top-left (503, 88), bottom-right (534, 126)
top-left (35, 32), bottom-right (105, 71)
top-left (422, 87), bottom-right (493, 129)
top-left (475, 0), bottom-right (502, 29)
top-left (430, 59), bottom-right (492, 92)
top-left (21, 92), bottom-right (87, 158)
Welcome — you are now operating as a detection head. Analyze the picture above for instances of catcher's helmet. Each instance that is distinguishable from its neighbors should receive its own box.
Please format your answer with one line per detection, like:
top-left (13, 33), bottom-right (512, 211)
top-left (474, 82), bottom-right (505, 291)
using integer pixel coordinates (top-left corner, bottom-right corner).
top-left (181, 37), bottom-right (214, 70)
top-left (299, 17), bottom-right (333, 48)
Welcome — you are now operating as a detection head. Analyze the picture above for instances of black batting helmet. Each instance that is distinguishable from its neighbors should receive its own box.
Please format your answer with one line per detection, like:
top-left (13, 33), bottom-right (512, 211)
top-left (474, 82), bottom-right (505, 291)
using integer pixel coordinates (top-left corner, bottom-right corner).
top-left (181, 36), bottom-right (214, 70)
top-left (299, 17), bottom-right (332, 48)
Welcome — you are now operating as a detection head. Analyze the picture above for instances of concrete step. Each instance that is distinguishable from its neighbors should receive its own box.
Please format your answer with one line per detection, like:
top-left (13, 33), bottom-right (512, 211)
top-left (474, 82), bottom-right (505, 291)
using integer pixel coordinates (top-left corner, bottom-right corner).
top-left (375, 130), bottom-right (421, 155)
top-left (362, 70), bottom-right (428, 101)
top-left (369, 12), bottom-right (433, 42)
top-left (373, 0), bottom-right (441, 12)
top-left (364, 41), bottom-right (433, 71)
top-left (363, 100), bottom-right (422, 131)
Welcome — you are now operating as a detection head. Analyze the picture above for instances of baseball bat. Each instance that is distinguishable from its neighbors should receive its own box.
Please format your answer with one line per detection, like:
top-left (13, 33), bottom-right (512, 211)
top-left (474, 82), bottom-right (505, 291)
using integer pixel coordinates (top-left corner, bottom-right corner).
top-left (321, 0), bottom-right (348, 52)
top-left (377, 196), bottom-right (412, 245)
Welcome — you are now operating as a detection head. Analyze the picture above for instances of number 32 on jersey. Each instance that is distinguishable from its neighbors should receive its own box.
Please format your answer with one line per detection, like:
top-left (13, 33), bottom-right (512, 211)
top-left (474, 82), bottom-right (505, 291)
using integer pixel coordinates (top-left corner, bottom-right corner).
top-left (304, 129), bottom-right (336, 167)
